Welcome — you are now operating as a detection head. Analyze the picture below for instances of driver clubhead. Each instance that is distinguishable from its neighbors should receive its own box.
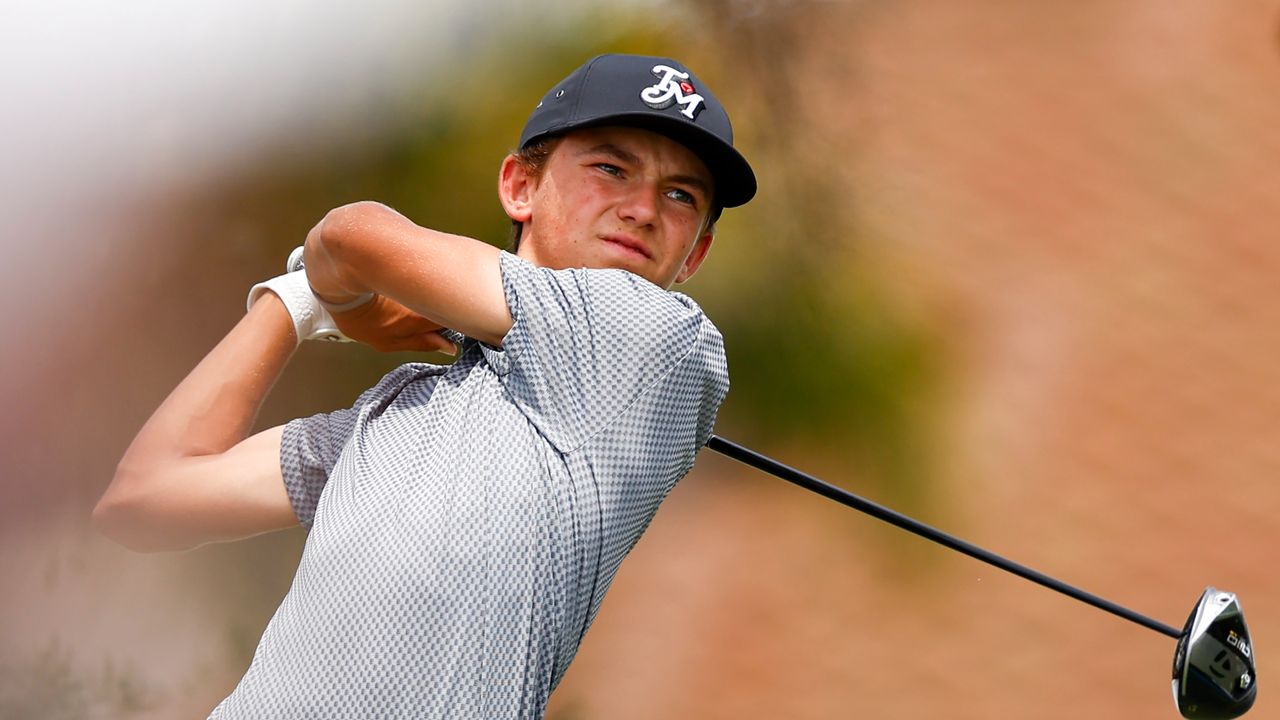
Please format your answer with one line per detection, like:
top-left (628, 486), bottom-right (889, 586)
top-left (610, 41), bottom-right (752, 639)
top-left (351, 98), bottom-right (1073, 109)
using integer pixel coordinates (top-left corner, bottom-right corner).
top-left (1172, 587), bottom-right (1257, 719)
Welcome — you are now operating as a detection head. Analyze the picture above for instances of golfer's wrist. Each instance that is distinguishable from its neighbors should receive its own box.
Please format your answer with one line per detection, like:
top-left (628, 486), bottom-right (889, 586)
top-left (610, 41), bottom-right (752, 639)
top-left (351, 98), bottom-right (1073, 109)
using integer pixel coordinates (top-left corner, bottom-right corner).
top-left (311, 287), bottom-right (376, 312)
top-left (245, 289), bottom-right (300, 345)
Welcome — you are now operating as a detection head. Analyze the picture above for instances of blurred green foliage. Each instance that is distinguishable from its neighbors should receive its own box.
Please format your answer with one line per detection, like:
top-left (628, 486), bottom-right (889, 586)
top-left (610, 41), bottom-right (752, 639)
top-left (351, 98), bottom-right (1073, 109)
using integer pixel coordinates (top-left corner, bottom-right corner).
top-left (0, 639), bottom-right (151, 720)
top-left (690, 0), bottom-right (943, 509)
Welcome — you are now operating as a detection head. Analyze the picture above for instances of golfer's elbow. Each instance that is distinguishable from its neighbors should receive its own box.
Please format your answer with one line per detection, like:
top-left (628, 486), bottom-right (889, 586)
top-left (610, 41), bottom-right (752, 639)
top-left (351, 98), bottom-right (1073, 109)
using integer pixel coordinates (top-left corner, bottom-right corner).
top-left (91, 499), bottom-right (147, 552)
top-left (92, 466), bottom-right (199, 553)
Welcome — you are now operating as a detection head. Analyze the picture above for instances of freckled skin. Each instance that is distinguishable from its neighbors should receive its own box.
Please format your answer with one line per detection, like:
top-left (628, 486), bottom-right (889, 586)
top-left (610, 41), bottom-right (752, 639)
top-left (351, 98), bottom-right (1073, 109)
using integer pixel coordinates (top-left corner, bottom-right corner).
top-left (501, 126), bottom-right (716, 290)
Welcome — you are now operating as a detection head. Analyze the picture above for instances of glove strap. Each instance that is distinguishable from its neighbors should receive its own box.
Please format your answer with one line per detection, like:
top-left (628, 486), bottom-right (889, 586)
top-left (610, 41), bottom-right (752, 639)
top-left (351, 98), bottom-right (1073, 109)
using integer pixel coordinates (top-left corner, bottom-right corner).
top-left (246, 270), bottom-right (350, 345)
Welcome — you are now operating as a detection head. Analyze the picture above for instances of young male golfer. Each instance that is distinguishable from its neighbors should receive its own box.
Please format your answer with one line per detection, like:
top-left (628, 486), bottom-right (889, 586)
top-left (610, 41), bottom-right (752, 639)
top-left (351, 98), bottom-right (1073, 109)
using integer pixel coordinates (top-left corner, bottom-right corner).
top-left (94, 53), bottom-right (756, 718)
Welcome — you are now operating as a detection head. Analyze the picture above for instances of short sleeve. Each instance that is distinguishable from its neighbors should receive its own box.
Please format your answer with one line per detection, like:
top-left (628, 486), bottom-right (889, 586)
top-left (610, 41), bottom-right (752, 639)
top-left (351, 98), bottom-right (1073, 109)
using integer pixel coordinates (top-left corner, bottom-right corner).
top-left (490, 251), bottom-right (722, 452)
top-left (280, 409), bottom-right (355, 528)
top-left (279, 364), bottom-right (429, 527)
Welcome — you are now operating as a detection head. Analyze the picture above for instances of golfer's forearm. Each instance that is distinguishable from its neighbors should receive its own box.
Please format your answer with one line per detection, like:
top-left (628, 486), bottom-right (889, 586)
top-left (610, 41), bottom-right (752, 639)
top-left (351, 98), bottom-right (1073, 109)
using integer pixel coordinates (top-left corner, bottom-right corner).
top-left (114, 295), bottom-right (296, 476)
top-left (305, 201), bottom-right (512, 345)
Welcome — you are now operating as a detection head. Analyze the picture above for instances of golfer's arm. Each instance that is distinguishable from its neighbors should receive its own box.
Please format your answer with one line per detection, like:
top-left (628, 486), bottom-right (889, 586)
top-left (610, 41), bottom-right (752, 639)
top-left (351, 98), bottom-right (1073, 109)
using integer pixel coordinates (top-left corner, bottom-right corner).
top-left (93, 295), bottom-right (299, 552)
top-left (303, 201), bottom-right (513, 346)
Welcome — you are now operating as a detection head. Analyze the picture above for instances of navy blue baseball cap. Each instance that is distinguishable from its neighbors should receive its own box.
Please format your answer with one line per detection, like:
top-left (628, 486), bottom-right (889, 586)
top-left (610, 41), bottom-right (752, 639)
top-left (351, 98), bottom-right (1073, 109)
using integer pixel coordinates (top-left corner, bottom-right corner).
top-left (519, 54), bottom-right (757, 209)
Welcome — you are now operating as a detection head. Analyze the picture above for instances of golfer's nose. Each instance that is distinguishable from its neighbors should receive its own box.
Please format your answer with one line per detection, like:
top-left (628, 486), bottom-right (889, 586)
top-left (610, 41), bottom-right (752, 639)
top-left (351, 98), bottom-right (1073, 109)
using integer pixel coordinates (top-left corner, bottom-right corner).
top-left (617, 183), bottom-right (659, 227)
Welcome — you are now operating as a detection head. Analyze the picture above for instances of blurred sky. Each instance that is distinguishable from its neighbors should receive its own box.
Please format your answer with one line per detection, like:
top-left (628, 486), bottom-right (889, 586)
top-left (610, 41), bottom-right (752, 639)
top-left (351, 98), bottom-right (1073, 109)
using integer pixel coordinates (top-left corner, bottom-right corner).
top-left (0, 0), bottom-right (612, 374)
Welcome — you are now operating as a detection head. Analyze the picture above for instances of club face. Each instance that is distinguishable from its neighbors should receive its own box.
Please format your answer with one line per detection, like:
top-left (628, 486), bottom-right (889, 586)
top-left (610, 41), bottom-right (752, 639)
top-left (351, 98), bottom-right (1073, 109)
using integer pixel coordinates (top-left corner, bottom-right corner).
top-left (1172, 587), bottom-right (1257, 719)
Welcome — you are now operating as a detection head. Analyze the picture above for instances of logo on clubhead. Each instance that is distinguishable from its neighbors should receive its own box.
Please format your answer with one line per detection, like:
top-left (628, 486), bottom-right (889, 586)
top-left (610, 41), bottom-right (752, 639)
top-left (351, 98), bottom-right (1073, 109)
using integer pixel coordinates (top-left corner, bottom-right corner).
top-left (1227, 630), bottom-right (1252, 658)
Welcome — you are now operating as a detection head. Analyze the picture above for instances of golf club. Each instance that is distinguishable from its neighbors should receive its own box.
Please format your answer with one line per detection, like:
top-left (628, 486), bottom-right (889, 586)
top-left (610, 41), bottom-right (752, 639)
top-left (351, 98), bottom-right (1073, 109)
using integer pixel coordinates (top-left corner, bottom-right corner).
top-left (705, 434), bottom-right (1257, 719)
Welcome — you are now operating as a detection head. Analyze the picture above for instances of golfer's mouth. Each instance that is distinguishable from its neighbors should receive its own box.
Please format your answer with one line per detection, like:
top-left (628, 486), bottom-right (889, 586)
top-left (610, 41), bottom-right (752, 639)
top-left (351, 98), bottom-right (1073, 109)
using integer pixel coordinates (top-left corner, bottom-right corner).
top-left (601, 234), bottom-right (651, 260)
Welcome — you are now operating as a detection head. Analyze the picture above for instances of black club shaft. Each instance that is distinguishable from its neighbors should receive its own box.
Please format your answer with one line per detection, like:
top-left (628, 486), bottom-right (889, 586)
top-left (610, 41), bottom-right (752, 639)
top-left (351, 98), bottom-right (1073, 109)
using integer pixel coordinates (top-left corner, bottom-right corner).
top-left (705, 434), bottom-right (1182, 639)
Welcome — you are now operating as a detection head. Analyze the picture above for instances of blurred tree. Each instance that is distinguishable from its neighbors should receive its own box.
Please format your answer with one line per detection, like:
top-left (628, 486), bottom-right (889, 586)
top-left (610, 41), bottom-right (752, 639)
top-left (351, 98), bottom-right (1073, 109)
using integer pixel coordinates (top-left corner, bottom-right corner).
top-left (0, 639), bottom-right (152, 720)
top-left (686, 0), bottom-right (943, 511)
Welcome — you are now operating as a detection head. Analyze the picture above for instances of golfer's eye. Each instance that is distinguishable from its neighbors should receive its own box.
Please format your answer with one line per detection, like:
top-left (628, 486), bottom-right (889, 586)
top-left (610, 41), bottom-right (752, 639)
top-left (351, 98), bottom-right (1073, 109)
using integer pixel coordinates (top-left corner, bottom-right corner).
top-left (667, 188), bottom-right (696, 206)
top-left (595, 163), bottom-right (623, 177)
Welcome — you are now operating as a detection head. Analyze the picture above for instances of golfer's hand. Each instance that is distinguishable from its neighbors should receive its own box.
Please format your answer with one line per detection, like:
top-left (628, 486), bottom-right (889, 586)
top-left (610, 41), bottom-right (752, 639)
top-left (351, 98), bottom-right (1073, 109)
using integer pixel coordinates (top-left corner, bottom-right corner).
top-left (331, 295), bottom-right (457, 354)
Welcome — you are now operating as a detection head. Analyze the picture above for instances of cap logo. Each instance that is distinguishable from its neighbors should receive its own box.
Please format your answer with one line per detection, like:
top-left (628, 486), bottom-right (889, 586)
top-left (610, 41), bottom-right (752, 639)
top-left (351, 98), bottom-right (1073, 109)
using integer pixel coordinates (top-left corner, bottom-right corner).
top-left (640, 65), bottom-right (705, 120)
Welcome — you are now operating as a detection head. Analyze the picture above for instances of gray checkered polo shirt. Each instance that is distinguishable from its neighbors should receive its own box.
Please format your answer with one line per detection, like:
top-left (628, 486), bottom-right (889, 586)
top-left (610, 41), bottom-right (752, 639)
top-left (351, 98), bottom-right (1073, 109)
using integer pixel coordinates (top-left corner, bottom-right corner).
top-left (209, 251), bottom-right (729, 719)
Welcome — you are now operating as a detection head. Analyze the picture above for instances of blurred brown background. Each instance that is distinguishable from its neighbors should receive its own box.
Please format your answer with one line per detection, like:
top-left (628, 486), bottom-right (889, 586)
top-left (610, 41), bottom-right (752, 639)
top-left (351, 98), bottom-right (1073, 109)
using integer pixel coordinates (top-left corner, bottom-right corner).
top-left (2, 1), bottom-right (1277, 718)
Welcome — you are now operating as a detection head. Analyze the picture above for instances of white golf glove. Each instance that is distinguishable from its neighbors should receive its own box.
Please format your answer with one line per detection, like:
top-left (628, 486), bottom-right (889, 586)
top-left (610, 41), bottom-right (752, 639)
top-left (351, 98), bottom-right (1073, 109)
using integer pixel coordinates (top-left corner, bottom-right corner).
top-left (245, 247), bottom-right (372, 345)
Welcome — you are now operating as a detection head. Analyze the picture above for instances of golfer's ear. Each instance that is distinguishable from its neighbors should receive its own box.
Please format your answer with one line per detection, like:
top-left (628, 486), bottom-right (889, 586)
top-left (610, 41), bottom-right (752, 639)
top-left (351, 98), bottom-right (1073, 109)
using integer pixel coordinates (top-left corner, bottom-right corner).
top-left (674, 231), bottom-right (714, 285)
top-left (498, 155), bottom-right (534, 223)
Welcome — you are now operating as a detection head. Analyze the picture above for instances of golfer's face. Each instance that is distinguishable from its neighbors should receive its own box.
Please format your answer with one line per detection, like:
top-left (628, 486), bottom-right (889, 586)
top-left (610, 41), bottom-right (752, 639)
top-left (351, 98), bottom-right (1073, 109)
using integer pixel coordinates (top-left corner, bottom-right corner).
top-left (518, 126), bottom-right (716, 288)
